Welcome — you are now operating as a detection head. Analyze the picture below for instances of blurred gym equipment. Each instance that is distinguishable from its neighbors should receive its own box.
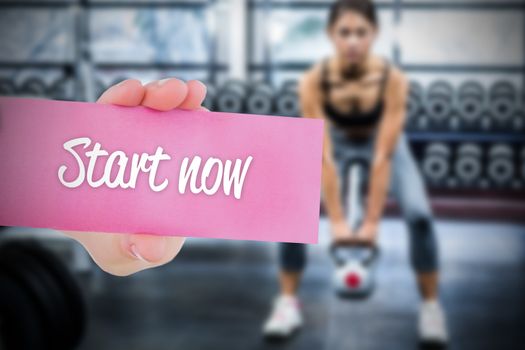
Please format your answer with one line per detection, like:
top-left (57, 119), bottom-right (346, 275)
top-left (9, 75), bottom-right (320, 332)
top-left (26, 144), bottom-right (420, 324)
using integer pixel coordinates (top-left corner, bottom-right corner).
top-left (246, 82), bottom-right (274, 115)
top-left (406, 80), bottom-right (424, 130)
top-left (0, 239), bottom-right (87, 350)
top-left (421, 142), bottom-right (451, 187)
top-left (425, 80), bottom-right (454, 129)
top-left (216, 80), bottom-right (247, 113)
top-left (17, 77), bottom-right (48, 98)
top-left (330, 162), bottom-right (379, 299)
top-left (0, 77), bottom-right (16, 96)
top-left (454, 143), bottom-right (483, 188)
top-left (489, 81), bottom-right (517, 130)
top-left (202, 83), bottom-right (216, 111)
top-left (487, 144), bottom-right (515, 188)
top-left (455, 81), bottom-right (486, 131)
top-left (275, 80), bottom-right (300, 117)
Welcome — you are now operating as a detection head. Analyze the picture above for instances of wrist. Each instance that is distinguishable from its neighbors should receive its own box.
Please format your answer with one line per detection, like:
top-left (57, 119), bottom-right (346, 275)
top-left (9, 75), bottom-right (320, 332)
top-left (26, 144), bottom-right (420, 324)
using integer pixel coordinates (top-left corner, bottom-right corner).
top-left (362, 219), bottom-right (379, 230)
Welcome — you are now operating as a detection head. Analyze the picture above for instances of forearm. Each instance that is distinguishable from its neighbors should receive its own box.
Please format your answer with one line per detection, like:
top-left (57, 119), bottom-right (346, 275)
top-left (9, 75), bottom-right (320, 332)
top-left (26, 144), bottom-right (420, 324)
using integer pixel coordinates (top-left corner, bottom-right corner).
top-left (363, 157), bottom-right (392, 226)
top-left (321, 160), bottom-right (346, 223)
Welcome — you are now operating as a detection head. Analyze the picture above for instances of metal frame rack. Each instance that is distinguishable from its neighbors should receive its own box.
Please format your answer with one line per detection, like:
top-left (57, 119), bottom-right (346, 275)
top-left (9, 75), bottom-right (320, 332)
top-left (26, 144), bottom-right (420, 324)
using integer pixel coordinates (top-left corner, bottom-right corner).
top-left (0, 0), bottom-right (223, 101)
top-left (246, 0), bottom-right (525, 220)
top-left (246, 1), bottom-right (525, 141)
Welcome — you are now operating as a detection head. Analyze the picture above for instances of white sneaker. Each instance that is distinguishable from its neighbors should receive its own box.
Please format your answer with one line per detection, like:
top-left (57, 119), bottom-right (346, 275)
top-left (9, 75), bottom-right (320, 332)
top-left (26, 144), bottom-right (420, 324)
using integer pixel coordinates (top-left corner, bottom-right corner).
top-left (262, 294), bottom-right (303, 339)
top-left (418, 299), bottom-right (449, 345)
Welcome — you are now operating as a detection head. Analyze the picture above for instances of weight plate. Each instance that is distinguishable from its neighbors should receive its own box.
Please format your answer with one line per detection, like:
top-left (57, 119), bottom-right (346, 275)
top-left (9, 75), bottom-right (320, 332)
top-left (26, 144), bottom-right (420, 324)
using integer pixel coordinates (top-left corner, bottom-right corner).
top-left (489, 97), bottom-right (515, 122)
top-left (457, 143), bottom-right (483, 158)
top-left (222, 80), bottom-right (247, 96)
top-left (0, 244), bottom-right (70, 349)
top-left (0, 272), bottom-right (48, 350)
top-left (456, 96), bottom-right (484, 123)
top-left (427, 80), bottom-right (454, 99)
top-left (488, 144), bottom-right (513, 158)
top-left (275, 92), bottom-right (299, 117)
top-left (216, 91), bottom-right (244, 113)
top-left (0, 78), bottom-right (16, 96)
top-left (18, 77), bottom-right (48, 97)
top-left (281, 79), bottom-right (298, 93)
top-left (455, 157), bottom-right (482, 183)
top-left (6, 240), bottom-right (87, 349)
top-left (490, 80), bottom-right (516, 99)
top-left (246, 83), bottom-right (274, 115)
top-left (422, 156), bottom-right (449, 183)
top-left (425, 96), bottom-right (453, 122)
top-left (425, 143), bottom-right (452, 158)
top-left (488, 159), bottom-right (514, 185)
top-left (458, 80), bottom-right (484, 100)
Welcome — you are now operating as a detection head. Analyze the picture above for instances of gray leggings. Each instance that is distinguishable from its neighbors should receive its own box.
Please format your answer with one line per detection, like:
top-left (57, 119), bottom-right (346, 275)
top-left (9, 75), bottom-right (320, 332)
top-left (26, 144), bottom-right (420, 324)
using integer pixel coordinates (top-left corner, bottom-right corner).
top-left (279, 126), bottom-right (439, 273)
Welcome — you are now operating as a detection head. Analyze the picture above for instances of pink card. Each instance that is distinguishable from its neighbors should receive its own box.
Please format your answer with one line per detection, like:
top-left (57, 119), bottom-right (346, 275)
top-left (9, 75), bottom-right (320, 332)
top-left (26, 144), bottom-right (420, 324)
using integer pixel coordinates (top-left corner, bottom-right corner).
top-left (0, 97), bottom-right (323, 243)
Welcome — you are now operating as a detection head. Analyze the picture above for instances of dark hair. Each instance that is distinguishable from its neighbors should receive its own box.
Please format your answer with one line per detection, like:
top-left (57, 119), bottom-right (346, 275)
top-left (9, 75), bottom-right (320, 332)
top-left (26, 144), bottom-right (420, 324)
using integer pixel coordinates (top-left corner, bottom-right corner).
top-left (328, 0), bottom-right (378, 27)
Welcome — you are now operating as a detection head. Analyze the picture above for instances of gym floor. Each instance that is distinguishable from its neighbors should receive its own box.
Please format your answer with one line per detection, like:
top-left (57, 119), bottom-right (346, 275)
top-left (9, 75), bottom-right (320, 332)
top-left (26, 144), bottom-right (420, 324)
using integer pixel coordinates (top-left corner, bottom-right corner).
top-left (73, 217), bottom-right (525, 350)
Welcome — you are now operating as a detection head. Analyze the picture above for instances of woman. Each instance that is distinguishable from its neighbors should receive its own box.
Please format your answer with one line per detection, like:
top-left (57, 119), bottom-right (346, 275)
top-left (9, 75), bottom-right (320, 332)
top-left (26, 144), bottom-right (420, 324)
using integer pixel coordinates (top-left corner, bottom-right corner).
top-left (262, 0), bottom-right (448, 346)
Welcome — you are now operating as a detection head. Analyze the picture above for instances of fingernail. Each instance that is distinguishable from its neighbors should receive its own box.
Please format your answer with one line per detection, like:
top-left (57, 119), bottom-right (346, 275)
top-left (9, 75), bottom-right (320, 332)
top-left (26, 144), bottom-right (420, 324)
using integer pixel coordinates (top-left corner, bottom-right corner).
top-left (157, 78), bottom-right (172, 86)
top-left (129, 243), bottom-right (150, 262)
top-left (121, 235), bottom-right (154, 263)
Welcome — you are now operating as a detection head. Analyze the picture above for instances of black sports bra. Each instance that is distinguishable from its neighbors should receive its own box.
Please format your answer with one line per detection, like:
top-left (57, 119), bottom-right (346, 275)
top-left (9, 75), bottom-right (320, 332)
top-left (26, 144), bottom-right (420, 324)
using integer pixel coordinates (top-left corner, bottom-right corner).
top-left (320, 57), bottom-right (390, 129)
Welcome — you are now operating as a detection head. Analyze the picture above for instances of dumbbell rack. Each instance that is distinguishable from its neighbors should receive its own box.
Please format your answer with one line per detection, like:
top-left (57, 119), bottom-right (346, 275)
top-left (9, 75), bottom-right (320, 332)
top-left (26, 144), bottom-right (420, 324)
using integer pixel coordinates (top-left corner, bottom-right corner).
top-left (1, 0), bottom-right (524, 222)
top-left (247, 0), bottom-right (525, 221)
top-left (0, 0), bottom-right (221, 101)
top-left (0, 0), bottom-right (220, 280)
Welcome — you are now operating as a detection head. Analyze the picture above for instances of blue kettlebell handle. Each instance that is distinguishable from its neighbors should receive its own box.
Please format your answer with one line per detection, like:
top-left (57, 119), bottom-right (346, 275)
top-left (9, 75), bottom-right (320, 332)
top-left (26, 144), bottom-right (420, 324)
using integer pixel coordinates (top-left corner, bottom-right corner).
top-left (329, 241), bottom-right (380, 267)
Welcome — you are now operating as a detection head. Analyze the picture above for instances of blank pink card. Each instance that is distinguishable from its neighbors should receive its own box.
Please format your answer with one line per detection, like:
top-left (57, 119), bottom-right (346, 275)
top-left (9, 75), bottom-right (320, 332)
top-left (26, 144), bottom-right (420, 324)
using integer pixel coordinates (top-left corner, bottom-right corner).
top-left (0, 97), bottom-right (324, 243)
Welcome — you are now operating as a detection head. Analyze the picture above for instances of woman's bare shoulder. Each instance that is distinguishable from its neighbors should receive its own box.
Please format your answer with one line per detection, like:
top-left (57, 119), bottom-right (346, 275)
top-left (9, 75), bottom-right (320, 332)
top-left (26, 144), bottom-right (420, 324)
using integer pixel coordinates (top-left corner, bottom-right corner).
top-left (298, 61), bottom-right (325, 99)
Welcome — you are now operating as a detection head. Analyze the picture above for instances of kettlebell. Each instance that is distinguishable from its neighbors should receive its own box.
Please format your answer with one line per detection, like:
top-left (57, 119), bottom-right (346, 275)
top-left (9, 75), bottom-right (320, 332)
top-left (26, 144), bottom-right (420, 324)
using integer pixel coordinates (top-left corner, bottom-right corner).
top-left (330, 241), bottom-right (379, 299)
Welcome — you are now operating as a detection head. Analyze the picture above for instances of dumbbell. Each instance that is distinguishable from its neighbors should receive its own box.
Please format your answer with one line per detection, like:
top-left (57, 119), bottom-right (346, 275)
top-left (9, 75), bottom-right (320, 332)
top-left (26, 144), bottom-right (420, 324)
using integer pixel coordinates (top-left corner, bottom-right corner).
top-left (454, 143), bottom-right (483, 187)
top-left (0, 240), bottom-right (87, 350)
top-left (0, 77), bottom-right (16, 96)
top-left (17, 77), bottom-right (48, 98)
top-left (406, 80), bottom-right (424, 130)
top-left (216, 80), bottom-right (247, 113)
top-left (424, 81), bottom-right (454, 129)
top-left (202, 83), bottom-right (216, 111)
top-left (275, 79), bottom-right (300, 117)
top-left (246, 82), bottom-right (274, 115)
top-left (421, 142), bottom-right (451, 187)
top-left (454, 81), bottom-right (486, 131)
top-left (487, 144), bottom-right (515, 188)
top-left (488, 81), bottom-right (517, 130)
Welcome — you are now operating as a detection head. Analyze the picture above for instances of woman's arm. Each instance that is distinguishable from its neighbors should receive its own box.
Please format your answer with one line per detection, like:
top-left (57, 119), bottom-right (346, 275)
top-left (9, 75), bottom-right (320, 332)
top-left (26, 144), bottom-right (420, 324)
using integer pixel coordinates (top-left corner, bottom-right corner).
top-left (358, 67), bottom-right (409, 242)
top-left (298, 69), bottom-right (351, 240)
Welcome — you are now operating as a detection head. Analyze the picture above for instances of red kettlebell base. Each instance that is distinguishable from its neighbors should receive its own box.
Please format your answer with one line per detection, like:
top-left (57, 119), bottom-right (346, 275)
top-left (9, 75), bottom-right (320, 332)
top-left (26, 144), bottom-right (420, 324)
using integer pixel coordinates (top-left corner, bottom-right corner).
top-left (345, 273), bottom-right (361, 288)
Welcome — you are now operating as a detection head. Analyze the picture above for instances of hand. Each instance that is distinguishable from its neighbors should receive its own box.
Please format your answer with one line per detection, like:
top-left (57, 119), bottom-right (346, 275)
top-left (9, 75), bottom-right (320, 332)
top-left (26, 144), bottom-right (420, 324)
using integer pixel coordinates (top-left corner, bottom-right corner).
top-left (354, 221), bottom-right (379, 246)
top-left (62, 77), bottom-right (208, 276)
top-left (330, 219), bottom-right (354, 244)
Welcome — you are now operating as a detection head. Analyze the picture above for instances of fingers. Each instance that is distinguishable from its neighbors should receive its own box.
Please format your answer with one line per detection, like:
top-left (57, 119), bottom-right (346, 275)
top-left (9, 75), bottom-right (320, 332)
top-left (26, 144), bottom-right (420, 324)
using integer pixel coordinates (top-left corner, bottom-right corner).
top-left (97, 77), bottom-right (208, 112)
top-left (62, 230), bottom-right (186, 276)
top-left (142, 78), bottom-right (189, 111)
top-left (178, 80), bottom-right (207, 110)
top-left (97, 79), bottom-right (146, 106)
